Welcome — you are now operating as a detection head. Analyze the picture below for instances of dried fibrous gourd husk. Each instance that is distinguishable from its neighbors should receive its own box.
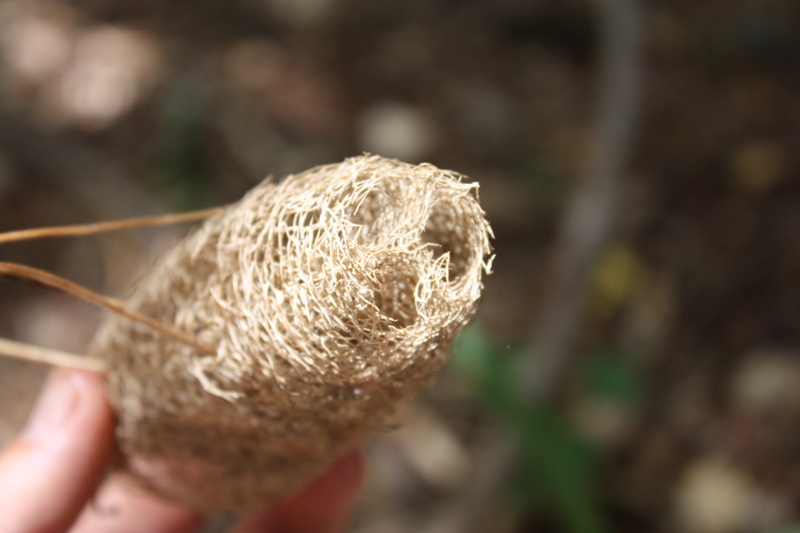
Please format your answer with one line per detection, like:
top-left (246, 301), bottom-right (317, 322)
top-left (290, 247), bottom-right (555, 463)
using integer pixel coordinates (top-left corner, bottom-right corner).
top-left (89, 154), bottom-right (493, 511)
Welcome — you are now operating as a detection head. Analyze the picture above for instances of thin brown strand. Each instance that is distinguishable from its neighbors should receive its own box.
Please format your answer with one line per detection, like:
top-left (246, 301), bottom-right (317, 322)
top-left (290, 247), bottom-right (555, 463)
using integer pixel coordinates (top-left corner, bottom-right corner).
top-left (0, 207), bottom-right (224, 245)
top-left (0, 262), bottom-right (215, 355)
top-left (0, 336), bottom-right (107, 372)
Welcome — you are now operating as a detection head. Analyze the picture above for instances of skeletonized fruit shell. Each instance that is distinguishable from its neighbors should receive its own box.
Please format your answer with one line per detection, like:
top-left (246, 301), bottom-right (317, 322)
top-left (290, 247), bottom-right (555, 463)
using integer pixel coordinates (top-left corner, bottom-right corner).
top-left (89, 154), bottom-right (493, 510)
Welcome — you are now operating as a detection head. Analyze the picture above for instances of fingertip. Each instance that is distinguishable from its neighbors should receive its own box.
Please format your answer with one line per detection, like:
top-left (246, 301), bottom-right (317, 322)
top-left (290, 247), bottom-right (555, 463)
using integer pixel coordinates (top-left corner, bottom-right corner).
top-left (70, 475), bottom-right (203, 533)
top-left (295, 450), bottom-right (364, 503)
top-left (0, 368), bottom-right (114, 532)
top-left (253, 451), bottom-right (364, 533)
top-left (20, 369), bottom-right (112, 445)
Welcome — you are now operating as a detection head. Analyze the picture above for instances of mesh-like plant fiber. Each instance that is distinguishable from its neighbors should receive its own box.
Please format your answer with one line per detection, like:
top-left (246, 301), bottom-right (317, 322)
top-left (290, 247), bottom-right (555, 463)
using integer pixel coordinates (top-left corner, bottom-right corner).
top-left (89, 154), bottom-right (493, 510)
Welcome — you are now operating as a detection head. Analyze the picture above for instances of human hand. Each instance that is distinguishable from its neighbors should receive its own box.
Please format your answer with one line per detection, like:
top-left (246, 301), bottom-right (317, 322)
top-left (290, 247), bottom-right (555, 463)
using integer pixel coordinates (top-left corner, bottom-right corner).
top-left (0, 369), bottom-right (363, 533)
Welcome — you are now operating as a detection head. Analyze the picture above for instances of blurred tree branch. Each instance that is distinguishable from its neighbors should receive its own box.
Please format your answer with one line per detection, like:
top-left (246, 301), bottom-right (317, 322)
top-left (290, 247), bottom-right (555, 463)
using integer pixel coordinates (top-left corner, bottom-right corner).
top-left (442, 0), bottom-right (643, 531)
top-left (519, 0), bottom-right (643, 403)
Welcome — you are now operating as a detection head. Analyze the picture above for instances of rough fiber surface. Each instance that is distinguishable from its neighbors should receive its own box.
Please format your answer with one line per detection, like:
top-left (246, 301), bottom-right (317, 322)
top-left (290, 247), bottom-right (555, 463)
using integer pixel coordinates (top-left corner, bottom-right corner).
top-left (89, 154), bottom-right (493, 510)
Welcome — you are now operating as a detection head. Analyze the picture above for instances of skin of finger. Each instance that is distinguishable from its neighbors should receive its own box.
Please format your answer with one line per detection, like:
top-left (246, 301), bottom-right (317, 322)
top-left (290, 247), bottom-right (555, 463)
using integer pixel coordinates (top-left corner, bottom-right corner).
top-left (0, 370), bottom-right (114, 533)
top-left (69, 475), bottom-right (203, 533)
top-left (232, 450), bottom-right (364, 533)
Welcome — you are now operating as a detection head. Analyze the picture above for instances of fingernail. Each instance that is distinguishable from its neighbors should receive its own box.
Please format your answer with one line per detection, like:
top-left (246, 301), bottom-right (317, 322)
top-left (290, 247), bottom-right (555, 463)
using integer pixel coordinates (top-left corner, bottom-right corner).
top-left (22, 370), bottom-right (82, 443)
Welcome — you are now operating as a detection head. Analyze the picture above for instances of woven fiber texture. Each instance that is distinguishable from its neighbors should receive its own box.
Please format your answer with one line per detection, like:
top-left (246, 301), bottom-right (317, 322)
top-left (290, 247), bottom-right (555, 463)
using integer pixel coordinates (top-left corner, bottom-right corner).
top-left (89, 154), bottom-right (493, 510)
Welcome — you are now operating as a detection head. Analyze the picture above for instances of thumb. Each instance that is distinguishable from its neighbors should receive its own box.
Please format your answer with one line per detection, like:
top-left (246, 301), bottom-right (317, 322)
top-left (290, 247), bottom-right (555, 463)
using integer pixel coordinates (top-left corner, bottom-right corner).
top-left (0, 369), bottom-right (114, 533)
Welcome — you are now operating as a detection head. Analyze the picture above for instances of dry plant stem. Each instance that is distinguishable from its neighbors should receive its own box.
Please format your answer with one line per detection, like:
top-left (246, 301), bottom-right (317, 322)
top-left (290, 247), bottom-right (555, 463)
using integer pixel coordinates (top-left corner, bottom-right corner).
top-left (0, 336), bottom-right (107, 373)
top-left (0, 262), bottom-right (214, 355)
top-left (0, 207), bottom-right (224, 245)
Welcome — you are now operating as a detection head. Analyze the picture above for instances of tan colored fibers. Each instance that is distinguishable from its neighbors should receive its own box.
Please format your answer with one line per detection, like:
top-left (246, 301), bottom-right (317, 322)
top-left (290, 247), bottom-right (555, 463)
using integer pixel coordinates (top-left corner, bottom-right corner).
top-left (89, 154), bottom-right (493, 510)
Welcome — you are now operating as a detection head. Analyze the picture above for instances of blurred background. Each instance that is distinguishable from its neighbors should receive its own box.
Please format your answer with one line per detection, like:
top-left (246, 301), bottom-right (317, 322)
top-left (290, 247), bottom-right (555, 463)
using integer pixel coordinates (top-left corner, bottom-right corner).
top-left (0, 0), bottom-right (799, 531)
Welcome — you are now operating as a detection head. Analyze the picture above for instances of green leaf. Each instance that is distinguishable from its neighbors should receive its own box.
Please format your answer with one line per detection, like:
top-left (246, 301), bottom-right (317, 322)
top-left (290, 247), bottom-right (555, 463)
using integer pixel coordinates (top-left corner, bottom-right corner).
top-left (452, 323), bottom-right (493, 379)
top-left (454, 325), bottom-right (608, 533)
top-left (148, 76), bottom-right (211, 209)
top-left (513, 403), bottom-right (606, 533)
top-left (768, 527), bottom-right (800, 533)
top-left (581, 349), bottom-right (644, 409)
